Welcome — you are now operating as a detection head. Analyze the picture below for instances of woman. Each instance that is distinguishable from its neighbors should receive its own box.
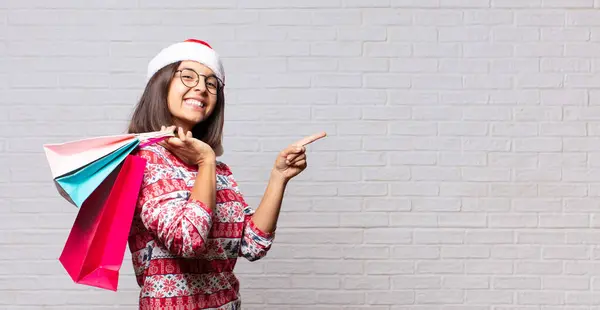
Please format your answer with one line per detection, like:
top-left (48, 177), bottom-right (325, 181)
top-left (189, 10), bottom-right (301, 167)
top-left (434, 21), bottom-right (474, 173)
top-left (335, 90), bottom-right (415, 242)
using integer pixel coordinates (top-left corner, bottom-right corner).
top-left (126, 39), bottom-right (326, 309)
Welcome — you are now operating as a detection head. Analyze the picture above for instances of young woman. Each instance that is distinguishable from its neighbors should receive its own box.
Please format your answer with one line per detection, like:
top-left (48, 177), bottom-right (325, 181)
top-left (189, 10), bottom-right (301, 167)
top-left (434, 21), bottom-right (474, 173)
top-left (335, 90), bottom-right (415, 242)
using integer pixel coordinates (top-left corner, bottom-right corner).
top-left (126, 39), bottom-right (325, 309)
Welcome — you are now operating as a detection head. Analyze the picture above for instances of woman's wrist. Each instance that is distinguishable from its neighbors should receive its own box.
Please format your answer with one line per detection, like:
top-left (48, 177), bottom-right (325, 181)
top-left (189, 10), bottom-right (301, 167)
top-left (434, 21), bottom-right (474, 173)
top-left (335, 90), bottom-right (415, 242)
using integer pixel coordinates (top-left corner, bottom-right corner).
top-left (270, 169), bottom-right (289, 187)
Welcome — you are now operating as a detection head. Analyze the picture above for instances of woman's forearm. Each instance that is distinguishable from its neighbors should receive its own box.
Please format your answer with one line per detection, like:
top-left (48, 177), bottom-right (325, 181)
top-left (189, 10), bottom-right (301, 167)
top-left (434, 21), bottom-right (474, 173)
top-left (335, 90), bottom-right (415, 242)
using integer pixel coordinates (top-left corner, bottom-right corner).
top-left (190, 161), bottom-right (217, 211)
top-left (251, 170), bottom-right (288, 233)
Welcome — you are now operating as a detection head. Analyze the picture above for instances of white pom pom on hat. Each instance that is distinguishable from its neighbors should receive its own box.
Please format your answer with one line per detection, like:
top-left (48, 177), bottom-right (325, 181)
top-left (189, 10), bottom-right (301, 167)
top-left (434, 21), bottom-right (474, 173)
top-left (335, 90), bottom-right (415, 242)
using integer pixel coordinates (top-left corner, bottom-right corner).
top-left (146, 38), bottom-right (225, 86)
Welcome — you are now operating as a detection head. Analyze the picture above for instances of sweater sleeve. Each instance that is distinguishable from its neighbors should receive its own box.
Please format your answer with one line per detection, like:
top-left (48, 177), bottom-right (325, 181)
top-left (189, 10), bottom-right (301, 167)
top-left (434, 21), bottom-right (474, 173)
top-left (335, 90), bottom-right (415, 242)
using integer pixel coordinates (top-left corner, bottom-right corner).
top-left (221, 164), bottom-right (275, 262)
top-left (136, 147), bottom-right (213, 258)
top-left (239, 205), bottom-right (275, 261)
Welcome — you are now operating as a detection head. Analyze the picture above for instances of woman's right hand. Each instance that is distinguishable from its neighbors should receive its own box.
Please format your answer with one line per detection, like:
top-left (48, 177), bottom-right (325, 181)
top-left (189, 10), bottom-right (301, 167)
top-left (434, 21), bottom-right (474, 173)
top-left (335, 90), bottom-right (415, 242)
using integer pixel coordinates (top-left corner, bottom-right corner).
top-left (159, 126), bottom-right (216, 166)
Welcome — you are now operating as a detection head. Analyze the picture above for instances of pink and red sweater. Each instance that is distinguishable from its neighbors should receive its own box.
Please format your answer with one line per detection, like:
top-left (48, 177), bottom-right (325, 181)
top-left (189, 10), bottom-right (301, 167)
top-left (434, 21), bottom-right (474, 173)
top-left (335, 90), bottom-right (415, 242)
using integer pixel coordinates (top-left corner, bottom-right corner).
top-left (128, 144), bottom-right (274, 309)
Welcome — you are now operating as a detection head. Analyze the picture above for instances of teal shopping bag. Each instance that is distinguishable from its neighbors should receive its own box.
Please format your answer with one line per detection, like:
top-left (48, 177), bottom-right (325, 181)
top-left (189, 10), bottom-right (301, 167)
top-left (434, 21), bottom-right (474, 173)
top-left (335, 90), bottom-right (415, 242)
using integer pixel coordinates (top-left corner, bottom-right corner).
top-left (54, 139), bottom-right (140, 208)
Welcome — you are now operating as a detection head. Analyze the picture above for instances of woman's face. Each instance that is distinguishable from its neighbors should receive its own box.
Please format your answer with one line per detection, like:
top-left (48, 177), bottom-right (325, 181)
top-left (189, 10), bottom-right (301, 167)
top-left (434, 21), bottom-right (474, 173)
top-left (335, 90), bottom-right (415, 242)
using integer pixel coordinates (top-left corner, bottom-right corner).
top-left (167, 60), bottom-right (219, 131)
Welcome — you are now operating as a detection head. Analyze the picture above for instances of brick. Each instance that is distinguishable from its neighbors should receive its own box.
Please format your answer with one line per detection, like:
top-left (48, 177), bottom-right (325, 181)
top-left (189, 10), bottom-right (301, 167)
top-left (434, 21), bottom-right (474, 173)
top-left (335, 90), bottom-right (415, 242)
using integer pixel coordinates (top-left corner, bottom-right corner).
top-left (390, 151), bottom-right (437, 165)
top-left (287, 27), bottom-right (337, 41)
top-left (343, 246), bottom-right (390, 259)
top-left (390, 121), bottom-right (437, 136)
top-left (567, 11), bottom-right (600, 25)
top-left (413, 44), bottom-right (462, 58)
top-left (364, 198), bottom-right (411, 212)
top-left (465, 10), bottom-right (514, 24)
top-left (344, 0), bottom-right (391, 7)
top-left (539, 215), bottom-right (590, 228)
top-left (391, 276), bottom-right (441, 289)
top-left (366, 291), bottom-right (415, 305)
top-left (494, 277), bottom-right (541, 290)
top-left (364, 228), bottom-right (412, 244)
top-left (389, 213), bottom-right (438, 227)
top-left (417, 261), bottom-right (464, 274)
top-left (542, 246), bottom-right (590, 259)
top-left (441, 246), bottom-right (490, 258)
top-left (392, 246), bottom-right (440, 259)
top-left (463, 107), bottom-right (512, 120)
top-left (415, 290), bottom-right (463, 304)
top-left (438, 213), bottom-right (487, 228)
top-left (542, 58), bottom-right (591, 73)
top-left (440, 182), bottom-right (488, 196)
top-left (391, 58), bottom-right (438, 73)
top-left (391, 0), bottom-right (439, 7)
top-left (517, 231), bottom-right (566, 244)
top-left (439, 152), bottom-right (487, 167)
top-left (443, 276), bottom-right (490, 289)
top-left (411, 198), bottom-right (461, 212)
top-left (312, 74), bottom-right (362, 88)
top-left (463, 43), bottom-right (514, 58)
top-left (259, 11), bottom-right (313, 25)
top-left (391, 181), bottom-right (440, 197)
top-left (362, 9), bottom-right (412, 25)
top-left (389, 27), bottom-right (438, 42)
top-left (516, 10), bottom-right (566, 26)
top-left (462, 198), bottom-right (511, 212)
top-left (491, 123), bottom-right (538, 136)
top-left (339, 58), bottom-right (388, 72)
top-left (466, 230), bottom-right (514, 244)
top-left (517, 292), bottom-right (565, 305)
top-left (366, 261), bottom-right (414, 275)
top-left (489, 214), bottom-right (538, 228)
top-left (340, 89), bottom-right (388, 105)
top-left (543, 0), bottom-right (594, 7)
top-left (515, 43), bottom-right (564, 57)
top-left (413, 108), bottom-right (463, 121)
top-left (364, 42), bottom-right (411, 57)
top-left (317, 291), bottom-right (365, 305)
top-left (339, 212), bottom-right (388, 227)
top-left (343, 276), bottom-right (390, 290)
top-left (465, 290), bottom-right (514, 303)
top-left (438, 26), bottom-right (490, 42)
top-left (364, 74), bottom-right (411, 88)
top-left (542, 276), bottom-right (590, 290)
top-left (491, 184), bottom-right (538, 197)
top-left (439, 59), bottom-right (489, 73)
top-left (492, 26), bottom-right (540, 41)
top-left (291, 276), bottom-right (340, 289)
top-left (516, 74), bottom-right (565, 88)
top-left (414, 230), bottom-right (464, 244)
top-left (311, 42), bottom-right (362, 57)
top-left (490, 59), bottom-right (541, 73)
top-left (462, 138), bottom-right (511, 151)
top-left (465, 261), bottom-right (514, 274)
top-left (465, 75), bottom-right (513, 89)
top-left (541, 123), bottom-right (586, 136)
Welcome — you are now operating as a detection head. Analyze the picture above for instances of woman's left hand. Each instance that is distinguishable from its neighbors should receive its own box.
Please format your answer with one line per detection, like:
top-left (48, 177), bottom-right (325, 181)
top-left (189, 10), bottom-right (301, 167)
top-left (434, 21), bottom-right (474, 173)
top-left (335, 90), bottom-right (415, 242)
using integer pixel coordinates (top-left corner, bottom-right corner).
top-left (273, 132), bottom-right (327, 182)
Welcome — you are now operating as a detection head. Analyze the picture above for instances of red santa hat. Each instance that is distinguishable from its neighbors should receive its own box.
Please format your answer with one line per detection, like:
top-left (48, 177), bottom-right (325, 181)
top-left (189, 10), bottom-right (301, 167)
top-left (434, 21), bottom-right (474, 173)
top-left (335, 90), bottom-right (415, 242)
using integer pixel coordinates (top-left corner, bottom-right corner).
top-left (147, 39), bottom-right (225, 86)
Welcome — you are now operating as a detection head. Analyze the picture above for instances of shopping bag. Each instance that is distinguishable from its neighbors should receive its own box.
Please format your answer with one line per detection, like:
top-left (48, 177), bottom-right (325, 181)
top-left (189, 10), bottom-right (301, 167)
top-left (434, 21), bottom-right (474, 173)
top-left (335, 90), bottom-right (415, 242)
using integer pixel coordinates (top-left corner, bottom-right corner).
top-left (43, 131), bottom-right (171, 207)
top-left (58, 155), bottom-right (147, 291)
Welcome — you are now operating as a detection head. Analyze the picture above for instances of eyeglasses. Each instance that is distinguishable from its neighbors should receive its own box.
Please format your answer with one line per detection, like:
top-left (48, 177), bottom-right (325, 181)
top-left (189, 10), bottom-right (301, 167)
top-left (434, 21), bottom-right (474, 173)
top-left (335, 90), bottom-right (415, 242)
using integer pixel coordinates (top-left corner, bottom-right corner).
top-left (175, 69), bottom-right (220, 95)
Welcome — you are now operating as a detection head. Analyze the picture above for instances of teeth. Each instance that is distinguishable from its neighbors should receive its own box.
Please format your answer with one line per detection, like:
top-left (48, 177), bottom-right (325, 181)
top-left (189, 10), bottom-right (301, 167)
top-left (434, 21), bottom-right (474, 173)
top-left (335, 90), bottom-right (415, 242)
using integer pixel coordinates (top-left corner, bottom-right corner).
top-left (185, 99), bottom-right (204, 108)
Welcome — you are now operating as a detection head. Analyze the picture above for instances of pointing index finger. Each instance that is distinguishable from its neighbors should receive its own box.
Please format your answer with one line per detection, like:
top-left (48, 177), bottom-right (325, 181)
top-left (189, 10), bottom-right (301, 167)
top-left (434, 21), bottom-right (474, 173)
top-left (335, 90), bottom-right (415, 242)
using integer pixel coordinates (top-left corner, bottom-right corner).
top-left (294, 131), bottom-right (327, 147)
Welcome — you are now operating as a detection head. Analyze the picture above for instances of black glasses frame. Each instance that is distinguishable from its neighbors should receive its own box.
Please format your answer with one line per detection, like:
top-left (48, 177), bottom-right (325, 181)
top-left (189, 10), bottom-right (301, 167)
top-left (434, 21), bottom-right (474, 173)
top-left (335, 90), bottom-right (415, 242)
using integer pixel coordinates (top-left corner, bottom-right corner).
top-left (175, 69), bottom-right (222, 95)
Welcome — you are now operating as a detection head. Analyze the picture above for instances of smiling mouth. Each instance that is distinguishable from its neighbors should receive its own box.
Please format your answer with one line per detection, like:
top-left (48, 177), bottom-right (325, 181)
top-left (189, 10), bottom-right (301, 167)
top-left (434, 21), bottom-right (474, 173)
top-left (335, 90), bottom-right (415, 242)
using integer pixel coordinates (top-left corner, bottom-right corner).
top-left (184, 98), bottom-right (205, 109)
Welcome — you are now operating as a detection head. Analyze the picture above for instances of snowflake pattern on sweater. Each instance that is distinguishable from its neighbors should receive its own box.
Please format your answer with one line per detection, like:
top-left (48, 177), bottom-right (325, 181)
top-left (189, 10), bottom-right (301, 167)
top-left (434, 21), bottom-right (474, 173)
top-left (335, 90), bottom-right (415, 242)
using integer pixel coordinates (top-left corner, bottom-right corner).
top-left (128, 144), bottom-right (274, 310)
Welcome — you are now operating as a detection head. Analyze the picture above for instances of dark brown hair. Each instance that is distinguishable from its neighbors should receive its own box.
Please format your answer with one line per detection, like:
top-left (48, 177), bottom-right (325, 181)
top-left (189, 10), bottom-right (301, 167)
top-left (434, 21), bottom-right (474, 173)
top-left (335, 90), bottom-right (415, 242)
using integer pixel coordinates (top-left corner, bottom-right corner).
top-left (127, 61), bottom-right (224, 155)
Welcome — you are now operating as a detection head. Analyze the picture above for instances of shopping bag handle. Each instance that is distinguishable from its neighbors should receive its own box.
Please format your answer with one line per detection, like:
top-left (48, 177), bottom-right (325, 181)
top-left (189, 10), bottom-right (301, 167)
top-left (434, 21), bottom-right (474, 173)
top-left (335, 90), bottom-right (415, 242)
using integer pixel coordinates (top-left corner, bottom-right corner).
top-left (138, 136), bottom-right (170, 148)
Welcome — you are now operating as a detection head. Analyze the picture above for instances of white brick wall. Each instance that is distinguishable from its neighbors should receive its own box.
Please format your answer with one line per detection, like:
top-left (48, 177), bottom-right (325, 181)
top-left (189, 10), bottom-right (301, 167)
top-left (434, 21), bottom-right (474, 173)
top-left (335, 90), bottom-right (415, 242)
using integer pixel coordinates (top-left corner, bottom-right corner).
top-left (2, 1), bottom-right (600, 309)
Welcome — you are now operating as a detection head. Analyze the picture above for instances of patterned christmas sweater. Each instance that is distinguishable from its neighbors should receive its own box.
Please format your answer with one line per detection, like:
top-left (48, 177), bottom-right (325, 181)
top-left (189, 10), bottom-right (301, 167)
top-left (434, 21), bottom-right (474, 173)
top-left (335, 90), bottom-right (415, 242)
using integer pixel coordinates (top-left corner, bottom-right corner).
top-left (128, 144), bottom-right (274, 310)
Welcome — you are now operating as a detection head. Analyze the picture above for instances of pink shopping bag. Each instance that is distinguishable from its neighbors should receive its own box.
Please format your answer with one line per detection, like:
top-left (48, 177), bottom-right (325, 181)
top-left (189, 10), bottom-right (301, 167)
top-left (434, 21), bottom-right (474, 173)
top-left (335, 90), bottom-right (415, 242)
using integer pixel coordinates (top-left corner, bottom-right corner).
top-left (58, 154), bottom-right (147, 291)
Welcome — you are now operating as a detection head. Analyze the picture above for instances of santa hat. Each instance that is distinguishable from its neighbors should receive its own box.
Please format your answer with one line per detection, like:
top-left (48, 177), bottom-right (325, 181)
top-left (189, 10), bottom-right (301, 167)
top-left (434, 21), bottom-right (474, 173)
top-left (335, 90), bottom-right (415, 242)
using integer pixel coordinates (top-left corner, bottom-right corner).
top-left (147, 39), bottom-right (225, 86)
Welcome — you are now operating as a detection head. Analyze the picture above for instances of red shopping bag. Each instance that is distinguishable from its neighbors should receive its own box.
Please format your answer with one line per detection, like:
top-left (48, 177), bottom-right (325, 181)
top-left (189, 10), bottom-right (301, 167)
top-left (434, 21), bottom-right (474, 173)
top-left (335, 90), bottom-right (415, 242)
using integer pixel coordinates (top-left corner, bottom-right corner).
top-left (58, 155), bottom-right (147, 291)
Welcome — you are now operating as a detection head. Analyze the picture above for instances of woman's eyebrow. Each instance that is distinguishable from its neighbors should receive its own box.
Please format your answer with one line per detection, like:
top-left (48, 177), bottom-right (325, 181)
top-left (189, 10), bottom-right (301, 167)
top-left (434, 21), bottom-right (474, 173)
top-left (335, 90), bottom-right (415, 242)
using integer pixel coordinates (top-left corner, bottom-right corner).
top-left (181, 67), bottom-right (216, 77)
